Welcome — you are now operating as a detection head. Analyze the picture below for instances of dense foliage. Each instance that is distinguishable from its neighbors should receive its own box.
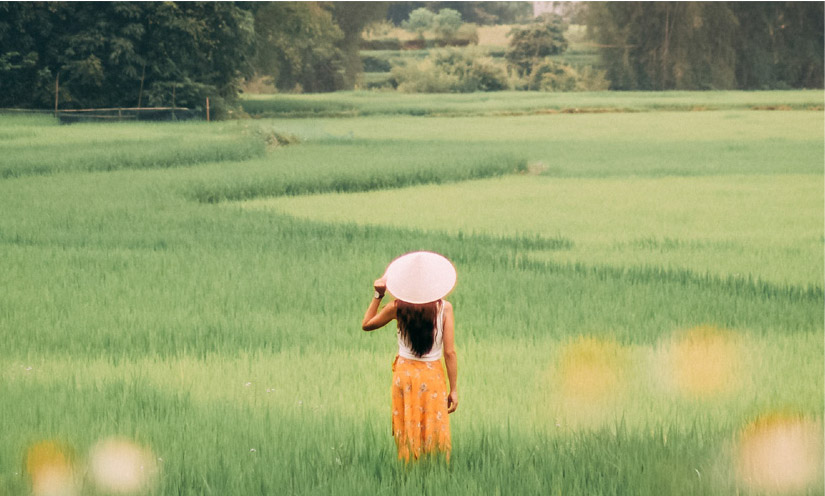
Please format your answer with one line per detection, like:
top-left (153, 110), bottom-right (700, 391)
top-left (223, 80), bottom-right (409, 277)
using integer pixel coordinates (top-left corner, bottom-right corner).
top-left (585, 2), bottom-right (824, 90)
top-left (0, 2), bottom-right (388, 109)
top-left (2, 2), bottom-right (821, 109)
top-left (387, 2), bottom-right (533, 26)
top-left (0, 2), bottom-right (255, 115)
top-left (391, 49), bottom-right (508, 93)
top-left (506, 14), bottom-right (569, 77)
top-left (252, 2), bottom-right (344, 93)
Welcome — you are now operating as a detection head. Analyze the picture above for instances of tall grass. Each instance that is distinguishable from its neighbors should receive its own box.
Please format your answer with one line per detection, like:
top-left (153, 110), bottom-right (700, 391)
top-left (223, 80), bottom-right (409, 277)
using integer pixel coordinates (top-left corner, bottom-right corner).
top-left (0, 105), bottom-right (822, 495)
top-left (244, 174), bottom-right (823, 288)
top-left (241, 90), bottom-right (824, 118)
top-left (0, 115), bottom-right (265, 178)
top-left (185, 140), bottom-right (526, 203)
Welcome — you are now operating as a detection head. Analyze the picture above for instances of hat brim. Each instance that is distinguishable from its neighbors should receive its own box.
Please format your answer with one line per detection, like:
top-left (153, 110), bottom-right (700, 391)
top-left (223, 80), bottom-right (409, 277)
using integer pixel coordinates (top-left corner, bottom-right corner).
top-left (385, 251), bottom-right (456, 304)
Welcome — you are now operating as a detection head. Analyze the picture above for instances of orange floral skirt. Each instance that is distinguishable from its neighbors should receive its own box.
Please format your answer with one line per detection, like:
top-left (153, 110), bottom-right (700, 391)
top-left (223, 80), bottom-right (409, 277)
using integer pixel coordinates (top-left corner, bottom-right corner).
top-left (391, 355), bottom-right (451, 462)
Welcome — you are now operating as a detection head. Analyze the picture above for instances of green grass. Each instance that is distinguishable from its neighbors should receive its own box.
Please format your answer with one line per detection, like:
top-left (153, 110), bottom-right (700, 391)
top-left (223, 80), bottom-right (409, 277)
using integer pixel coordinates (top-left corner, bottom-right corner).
top-left (241, 90), bottom-right (824, 118)
top-left (1, 102), bottom-right (822, 495)
top-left (0, 116), bottom-right (265, 178)
top-left (238, 174), bottom-right (823, 288)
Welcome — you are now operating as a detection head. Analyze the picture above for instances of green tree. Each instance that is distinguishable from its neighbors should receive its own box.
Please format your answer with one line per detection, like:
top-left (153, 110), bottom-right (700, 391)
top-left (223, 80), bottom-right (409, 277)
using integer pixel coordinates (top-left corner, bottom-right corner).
top-left (328, 2), bottom-right (388, 90)
top-left (402, 7), bottom-right (435, 36)
top-left (253, 2), bottom-right (344, 92)
top-left (505, 14), bottom-right (569, 78)
top-left (584, 2), bottom-right (823, 90)
top-left (731, 2), bottom-right (824, 89)
top-left (0, 2), bottom-right (255, 115)
top-left (388, 2), bottom-right (532, 26)
top-left (433, 8), bottom-right (463, 40)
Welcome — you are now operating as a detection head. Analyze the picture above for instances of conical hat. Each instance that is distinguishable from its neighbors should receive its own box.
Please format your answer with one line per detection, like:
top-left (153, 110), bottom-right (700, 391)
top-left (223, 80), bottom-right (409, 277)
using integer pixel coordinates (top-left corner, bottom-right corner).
top-left (385, 251), bottom-right (457, 304)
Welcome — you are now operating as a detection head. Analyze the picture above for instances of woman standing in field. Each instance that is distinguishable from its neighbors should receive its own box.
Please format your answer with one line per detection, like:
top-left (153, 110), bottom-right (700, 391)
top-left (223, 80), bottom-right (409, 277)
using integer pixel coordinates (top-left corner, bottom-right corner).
top-left (361, 251), bottom-right (458, 462)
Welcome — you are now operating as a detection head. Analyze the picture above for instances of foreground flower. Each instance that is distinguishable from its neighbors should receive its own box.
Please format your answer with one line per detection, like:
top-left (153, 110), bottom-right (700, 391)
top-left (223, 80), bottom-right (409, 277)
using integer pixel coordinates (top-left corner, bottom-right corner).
top-left (736, 413), bottom-right (823, 493)
top-left (25, 440), bottom-right (76, 496)
top-left (88, 438), bottom-right (157, 494)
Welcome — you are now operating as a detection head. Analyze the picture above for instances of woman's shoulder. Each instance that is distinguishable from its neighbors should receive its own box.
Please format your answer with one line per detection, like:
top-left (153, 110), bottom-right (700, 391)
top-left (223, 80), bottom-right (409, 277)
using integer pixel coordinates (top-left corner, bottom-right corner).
top-left (441, 299), bottom-right (453, 312)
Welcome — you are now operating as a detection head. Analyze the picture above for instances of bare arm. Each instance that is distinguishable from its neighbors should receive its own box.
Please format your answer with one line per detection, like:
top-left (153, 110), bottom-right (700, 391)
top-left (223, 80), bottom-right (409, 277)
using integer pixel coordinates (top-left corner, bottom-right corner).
top-left (441, 301), bottom-right (458, 413)
top-left (362, 277), bottom-right (397, 331)
top-left (362, 298), bottom-right (396, 331)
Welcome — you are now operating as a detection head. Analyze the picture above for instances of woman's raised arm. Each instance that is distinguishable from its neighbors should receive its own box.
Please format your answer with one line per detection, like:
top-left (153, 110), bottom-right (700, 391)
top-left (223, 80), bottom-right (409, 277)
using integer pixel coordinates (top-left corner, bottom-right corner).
top-left (362, 277), bottom-right (397, 331)
top-left (362, 298), bottom-right (397, 331)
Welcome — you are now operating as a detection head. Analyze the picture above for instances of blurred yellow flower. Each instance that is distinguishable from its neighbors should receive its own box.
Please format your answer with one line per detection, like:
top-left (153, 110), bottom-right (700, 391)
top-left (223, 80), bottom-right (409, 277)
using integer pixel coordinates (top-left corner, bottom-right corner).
top-left (25, 440), bottom-right (76, 496)
top-left (665, 325), bottom-right (742, 398)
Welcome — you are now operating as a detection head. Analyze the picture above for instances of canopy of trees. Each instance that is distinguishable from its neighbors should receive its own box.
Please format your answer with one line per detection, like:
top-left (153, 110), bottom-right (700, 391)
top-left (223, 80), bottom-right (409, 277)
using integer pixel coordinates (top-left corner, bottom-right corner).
top-left (1, 1), bottom-right (820, 111)
top-left (585, 2), bottom-right (824, 90)
top-left (506, 14), bottom-right (569, 77)
top-left (0, 1), bottom-right (387, 111)
top-left (388, 2), bottom-right (532, 26)
top-left (0, 2), bottom-right (255, 113)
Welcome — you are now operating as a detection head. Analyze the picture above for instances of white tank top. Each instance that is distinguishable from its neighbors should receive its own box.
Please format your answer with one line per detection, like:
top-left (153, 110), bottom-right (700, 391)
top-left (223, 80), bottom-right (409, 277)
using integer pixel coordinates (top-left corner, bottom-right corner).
top-left (397, 300), bottom-right (444, 361)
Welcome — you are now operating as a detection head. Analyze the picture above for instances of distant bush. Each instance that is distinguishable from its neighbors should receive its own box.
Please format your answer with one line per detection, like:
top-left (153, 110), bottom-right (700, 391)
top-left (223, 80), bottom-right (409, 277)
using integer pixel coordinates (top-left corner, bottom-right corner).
top-left (402, 39), bottom-right (428, 50)
top-left (433, 9), bottom-right (463, 39)
top-left (529, 61), bottom-right (577, 91)
top-left (361, 55), bottom-right (392, 73)
top-left (576, 66), bottom-right (610, 91)
top-left (513, 61), bottom-right (610, 92)
top-left (362, 19), bottom-right (395, 39)
top-left (506, 14), bottom-right (569, 77)
top-left (402, 8), bottom-right (435, 36)
top-left (455, 23), bottom-right (479, 45)
top-left (434, 23), bottom-right (479, 47)
top-left (391, 49), bottom-right (509, 93)
top-left (360, 38), bottom-right (402, 51)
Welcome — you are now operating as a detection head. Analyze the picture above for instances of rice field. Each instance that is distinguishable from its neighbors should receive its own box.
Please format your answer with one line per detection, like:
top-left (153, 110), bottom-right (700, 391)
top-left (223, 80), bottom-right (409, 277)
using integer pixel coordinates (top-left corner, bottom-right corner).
top-left (241, 89), bottom-right (824, 117)
top-left (1, 92), bottom-right (822, 495)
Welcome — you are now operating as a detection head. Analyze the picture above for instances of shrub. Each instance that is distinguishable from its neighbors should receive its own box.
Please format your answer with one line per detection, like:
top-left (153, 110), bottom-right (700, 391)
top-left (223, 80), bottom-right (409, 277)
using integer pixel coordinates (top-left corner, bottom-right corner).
top-left (576, 66), bottom-right (610, 91)
top-left (391, 48), bottom-right (509, 93)
top-left (402, 8), bottom-right (435, 36)
top-left (455, 23), bottom-right (479, 45)
top-left (433, 9), bottom-right (463, 39)
top-left (402, 39), bottom-right (427, 50)
top-left (506, 14), bottom-right (569, 76)
top-left (359, 38), bottom-right (402, 51)
top-left (361, 55), bottom-right (392, 73)
top-left (435, 23), bottom-right (478, 47)
top-left (529, 61), bottom-right (577, 91)
top-left (518, 61), bottom-right (611, 92)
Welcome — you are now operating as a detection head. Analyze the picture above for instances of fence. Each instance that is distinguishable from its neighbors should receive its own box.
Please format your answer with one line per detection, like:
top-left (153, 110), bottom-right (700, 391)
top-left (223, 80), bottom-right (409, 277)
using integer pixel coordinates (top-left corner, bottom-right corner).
top-left (54, 107), bottom-right (201, 124)
top-left (0, 107), bottom-right (203, 124)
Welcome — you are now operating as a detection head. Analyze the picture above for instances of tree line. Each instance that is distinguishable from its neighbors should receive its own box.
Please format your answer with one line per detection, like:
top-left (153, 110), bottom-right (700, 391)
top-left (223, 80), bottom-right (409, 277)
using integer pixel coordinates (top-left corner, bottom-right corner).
top-left (0, 2), bottom-right (821, 116)
top-left (585, 2), bottom-right (824, 90)
top-left (0, 2), bottom-right (536, 114)
top-left (0, 2), bottom-right (390, 115)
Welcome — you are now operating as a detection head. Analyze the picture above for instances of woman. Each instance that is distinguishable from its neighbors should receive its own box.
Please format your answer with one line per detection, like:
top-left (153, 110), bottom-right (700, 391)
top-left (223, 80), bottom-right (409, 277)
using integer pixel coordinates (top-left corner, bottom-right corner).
top-left (361, 251), bottom-right (458, 462)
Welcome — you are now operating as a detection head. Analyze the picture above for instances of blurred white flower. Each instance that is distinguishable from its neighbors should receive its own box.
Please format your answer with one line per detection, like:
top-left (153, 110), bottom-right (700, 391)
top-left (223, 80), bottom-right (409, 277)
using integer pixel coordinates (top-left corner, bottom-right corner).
top-left (89, 438), bottom-right (157, 494)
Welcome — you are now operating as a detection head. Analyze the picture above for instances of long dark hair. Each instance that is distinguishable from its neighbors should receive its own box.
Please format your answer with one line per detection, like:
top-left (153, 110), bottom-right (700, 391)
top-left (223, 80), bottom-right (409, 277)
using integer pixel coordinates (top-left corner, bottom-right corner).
top-left (396, 300), bottom-right (439, 357)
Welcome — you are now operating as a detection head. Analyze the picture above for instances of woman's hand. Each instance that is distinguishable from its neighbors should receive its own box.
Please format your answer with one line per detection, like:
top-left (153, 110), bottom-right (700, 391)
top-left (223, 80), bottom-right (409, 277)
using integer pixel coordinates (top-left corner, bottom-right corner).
top-left (374, 276), bottom-right (387, 297)
top-left (447, 391), bottom-right (458, 414)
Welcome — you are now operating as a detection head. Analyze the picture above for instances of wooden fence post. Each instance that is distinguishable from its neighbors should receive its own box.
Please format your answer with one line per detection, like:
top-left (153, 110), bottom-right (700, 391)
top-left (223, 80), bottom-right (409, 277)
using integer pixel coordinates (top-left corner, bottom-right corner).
top-left (54, 72), bottom-right (60, 117)
top-left (206, 97), bottom-right (210, 122)
top-left (137, 63), bottom-right (146, 108)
